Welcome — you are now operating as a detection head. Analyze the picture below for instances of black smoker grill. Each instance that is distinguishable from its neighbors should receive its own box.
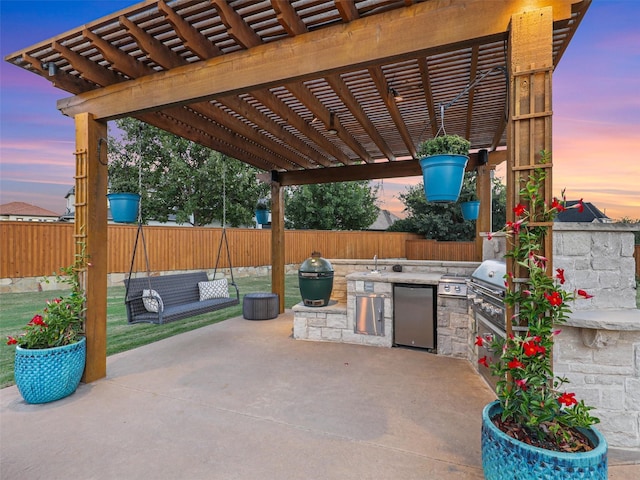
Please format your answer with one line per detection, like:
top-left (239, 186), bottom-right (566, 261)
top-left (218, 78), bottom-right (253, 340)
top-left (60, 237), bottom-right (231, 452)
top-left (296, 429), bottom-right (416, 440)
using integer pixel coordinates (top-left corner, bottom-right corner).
top-left (298, 252), bottom-right (334, 307)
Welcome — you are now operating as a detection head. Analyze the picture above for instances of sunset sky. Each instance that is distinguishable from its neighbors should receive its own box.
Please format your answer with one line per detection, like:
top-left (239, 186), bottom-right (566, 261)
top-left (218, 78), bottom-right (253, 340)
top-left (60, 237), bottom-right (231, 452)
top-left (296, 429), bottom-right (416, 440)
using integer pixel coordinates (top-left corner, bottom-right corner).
top-left (1, 1), bottom-right (639, 221)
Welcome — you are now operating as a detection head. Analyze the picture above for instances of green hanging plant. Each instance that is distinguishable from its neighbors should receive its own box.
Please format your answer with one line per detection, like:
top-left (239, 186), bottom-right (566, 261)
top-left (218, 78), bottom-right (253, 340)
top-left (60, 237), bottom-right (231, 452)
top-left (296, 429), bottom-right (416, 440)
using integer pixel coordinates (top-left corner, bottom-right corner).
top-left (417, 134), bottom-right (471, 158)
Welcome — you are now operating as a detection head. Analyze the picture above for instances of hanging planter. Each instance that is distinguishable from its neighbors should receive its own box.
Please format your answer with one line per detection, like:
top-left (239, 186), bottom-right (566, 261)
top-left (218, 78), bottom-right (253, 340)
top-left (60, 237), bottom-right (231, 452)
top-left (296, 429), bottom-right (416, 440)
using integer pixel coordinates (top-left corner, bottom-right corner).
top-left (107, 193), bottom-right (140, 223)
top-left (417, 135), bottom-right (470, 203)
top-left (460, 200), bottom-right (480, 220)
top-left (255, 208), bottom-right (269, 225)
top-left (255, 199), bottom-right (270, 225)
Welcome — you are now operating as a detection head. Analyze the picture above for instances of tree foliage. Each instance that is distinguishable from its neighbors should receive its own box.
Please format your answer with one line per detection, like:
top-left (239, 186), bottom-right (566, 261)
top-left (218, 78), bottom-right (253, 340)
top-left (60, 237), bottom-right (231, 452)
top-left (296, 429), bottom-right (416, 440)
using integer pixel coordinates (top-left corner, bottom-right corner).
top-left (108, 119), bottom-right (269, 227)
top-left (388, 172), bottom-right (507, 240)
top-left (285, 181), bottom-right (379, 230)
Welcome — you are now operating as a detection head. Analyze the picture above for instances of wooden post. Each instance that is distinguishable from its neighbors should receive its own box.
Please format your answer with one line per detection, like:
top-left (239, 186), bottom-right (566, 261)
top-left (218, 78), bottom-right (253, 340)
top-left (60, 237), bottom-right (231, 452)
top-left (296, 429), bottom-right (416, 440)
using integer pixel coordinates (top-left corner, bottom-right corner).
top-left (270, 176), bottom-right (285, 313)
top-left (475, 164), bottom-right (492, 261)
top-left (74, 113), bottom-right (108, 382)
top-left (505, 7), bottom-right (554, 336)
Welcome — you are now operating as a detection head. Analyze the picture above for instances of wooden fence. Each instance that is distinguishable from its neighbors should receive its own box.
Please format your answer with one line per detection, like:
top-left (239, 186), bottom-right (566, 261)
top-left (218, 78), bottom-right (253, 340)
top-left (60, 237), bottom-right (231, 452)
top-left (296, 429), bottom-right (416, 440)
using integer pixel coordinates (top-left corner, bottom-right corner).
top-left (406, 239), bottom-right (478, 262)
top-left (4, 222), bottom-right (637, 279)
top-left (0, 222), bottom-right (425, 278)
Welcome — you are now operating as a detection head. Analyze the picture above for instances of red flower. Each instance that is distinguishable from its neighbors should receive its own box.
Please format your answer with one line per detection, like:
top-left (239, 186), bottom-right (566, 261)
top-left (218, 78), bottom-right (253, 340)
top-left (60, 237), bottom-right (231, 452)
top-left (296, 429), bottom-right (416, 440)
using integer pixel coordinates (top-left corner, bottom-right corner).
top-left (474, 336), bottom-right (485, 347)
top-left (523, 341), bottom-right (545, 357)
top-left (6, 336), bottom-right (18, 345)
top-left (558, 392), bottom-right (578, 407)
top-left (28, 314), bottom-right (47, 327)
top-left (515, 379), bottom-right (528, 391)
top-left (577, 289), bottom-right (594, 299)
top-left (508, 358), bottom-right (524, 369)
top-left (551, 197), bottom-right (566, 212)
top-left (513, 203), bottom-right (526, 216)
top-left (478, 356), bottom-right (489, 368)
top-left (555, 268), bottom-right (566, 284)
top-left (506, 219), bottom-right (524, 234)
top-left (544, 291), bottom-right (563, 307)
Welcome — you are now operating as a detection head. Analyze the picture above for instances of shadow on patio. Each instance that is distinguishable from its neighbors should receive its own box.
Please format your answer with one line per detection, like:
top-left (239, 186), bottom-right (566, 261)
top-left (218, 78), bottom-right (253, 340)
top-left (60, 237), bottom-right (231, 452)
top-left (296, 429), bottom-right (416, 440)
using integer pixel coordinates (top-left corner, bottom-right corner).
top-left (1, 312), bottom-right (638, 479)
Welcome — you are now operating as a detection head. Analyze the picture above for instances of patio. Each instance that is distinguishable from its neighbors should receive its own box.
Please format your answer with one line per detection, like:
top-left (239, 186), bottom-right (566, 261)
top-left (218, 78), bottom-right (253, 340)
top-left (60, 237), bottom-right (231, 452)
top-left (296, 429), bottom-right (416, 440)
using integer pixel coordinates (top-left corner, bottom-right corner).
top-left (2, 312), bottom-right (638, 479)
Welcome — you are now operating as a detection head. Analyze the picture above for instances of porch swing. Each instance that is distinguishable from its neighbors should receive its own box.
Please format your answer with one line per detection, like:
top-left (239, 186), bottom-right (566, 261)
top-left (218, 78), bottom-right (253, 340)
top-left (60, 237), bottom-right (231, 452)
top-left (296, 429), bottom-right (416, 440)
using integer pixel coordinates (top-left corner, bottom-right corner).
top-left (123, 159), bottom-right (240, 325)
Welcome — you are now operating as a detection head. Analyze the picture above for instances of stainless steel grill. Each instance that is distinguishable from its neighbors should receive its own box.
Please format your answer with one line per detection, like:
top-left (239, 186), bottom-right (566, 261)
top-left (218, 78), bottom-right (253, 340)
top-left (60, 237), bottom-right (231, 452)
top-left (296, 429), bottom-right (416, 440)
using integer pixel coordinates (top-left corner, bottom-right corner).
top-left (468, 260), bottom-right (507, 329)
top-left (468, 260), bottom-right (507, 388)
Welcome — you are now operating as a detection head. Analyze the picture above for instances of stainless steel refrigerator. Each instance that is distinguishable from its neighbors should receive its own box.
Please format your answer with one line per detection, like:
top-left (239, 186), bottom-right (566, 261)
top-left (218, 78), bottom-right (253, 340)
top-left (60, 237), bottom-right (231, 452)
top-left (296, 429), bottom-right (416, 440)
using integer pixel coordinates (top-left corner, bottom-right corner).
top-left (393, 283), bottom-right (436, 349)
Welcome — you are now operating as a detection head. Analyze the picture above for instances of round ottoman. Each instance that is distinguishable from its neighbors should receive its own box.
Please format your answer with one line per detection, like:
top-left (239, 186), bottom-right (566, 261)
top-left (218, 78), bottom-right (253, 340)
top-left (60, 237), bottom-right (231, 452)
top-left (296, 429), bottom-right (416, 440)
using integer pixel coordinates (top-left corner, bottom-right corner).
top-left (242, 292), bottom-right (279, 320)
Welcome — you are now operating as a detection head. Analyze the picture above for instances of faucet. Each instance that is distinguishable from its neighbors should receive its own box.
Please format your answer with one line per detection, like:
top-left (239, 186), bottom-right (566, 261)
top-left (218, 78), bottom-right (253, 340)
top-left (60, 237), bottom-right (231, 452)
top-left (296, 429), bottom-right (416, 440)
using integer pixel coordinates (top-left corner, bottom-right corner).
top-left (366, 254), bottom-right (381, 274)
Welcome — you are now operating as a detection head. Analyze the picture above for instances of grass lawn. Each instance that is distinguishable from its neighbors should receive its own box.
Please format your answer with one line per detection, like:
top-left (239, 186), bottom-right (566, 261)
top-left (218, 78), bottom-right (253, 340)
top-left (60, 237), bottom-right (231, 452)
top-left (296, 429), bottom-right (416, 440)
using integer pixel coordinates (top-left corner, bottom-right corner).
top-left (0, 274), bottom-right (301, 388)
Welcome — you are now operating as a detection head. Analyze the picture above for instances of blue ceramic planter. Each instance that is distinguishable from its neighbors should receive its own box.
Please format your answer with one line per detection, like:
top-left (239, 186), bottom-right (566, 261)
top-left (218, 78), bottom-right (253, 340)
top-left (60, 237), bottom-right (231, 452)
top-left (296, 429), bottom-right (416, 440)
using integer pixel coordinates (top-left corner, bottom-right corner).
top-left (419, 154), bottom-right (468, 203)
top-left (255, 208), bottom-right (269, 225)
top-left (482, 401), bottom-right (608, 480)
top-left (461, 200), bottom-right (480, 220)
top-left (14, 337), bottom-right (86, 404)
top-left (107, 193), bottom-right (140, 223)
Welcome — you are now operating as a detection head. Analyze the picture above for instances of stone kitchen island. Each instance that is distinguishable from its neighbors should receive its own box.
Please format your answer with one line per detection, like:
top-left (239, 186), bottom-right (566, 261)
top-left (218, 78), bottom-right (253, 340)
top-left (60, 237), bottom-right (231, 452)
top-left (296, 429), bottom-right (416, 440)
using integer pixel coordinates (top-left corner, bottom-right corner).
top-left (293, 259), bottom-right (478, 359)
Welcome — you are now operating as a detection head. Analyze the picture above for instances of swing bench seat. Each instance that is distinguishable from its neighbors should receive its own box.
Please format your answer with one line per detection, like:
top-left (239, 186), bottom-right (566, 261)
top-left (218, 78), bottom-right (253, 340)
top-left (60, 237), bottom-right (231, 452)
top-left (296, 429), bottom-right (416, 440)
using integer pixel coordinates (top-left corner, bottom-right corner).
top-left (124, 272), bottom-right (239, 325)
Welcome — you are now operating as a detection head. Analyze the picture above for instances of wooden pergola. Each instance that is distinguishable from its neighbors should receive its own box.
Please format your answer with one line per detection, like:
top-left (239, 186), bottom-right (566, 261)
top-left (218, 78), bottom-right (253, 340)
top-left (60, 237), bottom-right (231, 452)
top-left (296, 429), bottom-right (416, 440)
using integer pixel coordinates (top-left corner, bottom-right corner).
top-left (5, 0), bottom-right (590, 382)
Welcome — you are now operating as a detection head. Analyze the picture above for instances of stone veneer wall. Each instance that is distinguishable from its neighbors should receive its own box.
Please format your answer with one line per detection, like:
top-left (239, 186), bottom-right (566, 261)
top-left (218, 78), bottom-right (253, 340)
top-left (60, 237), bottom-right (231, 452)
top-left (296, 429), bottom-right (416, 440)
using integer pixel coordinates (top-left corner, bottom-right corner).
top-left (553, 223), bottom-right (640, 449)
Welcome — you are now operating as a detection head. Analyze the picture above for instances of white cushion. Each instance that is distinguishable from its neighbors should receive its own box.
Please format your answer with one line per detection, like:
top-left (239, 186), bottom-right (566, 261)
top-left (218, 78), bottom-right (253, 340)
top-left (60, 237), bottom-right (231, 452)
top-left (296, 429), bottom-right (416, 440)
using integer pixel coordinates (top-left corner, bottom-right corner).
top-left (142, 289), bottom-right (163, 313)
top-left (198, 279), bottom-right (229, 301)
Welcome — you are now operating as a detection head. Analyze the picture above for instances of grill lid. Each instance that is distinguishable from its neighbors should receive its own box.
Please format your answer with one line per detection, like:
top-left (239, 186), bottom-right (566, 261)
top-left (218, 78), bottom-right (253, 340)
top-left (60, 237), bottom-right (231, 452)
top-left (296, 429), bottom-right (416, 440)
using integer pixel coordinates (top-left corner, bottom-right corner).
top-left (299, 251), bottom-right (334, 274)
top-left (470, 260), bottom-right (506, 291)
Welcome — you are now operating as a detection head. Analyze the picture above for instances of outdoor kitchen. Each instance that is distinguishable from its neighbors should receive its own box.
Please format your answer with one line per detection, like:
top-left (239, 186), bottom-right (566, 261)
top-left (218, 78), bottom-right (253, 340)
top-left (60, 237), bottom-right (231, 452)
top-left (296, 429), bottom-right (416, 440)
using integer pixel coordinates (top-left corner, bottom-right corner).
top-left (293, 223), bottom-right (640, 449)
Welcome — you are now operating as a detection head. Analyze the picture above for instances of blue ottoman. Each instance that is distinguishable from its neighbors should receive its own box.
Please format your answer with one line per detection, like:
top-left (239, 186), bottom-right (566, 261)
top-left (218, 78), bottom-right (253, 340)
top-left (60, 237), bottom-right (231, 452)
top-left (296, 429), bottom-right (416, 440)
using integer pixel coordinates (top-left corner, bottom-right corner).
top-left (243, 293), bottom-right (279, 320)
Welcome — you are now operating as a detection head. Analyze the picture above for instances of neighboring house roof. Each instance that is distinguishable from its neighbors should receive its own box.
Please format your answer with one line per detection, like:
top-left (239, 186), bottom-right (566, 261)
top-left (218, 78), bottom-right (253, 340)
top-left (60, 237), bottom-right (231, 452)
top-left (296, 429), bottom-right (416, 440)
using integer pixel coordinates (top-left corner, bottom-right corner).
top-left (555, 201), bottom-right (611, 223)
top-left (369, 209), bottom-right (400, 230)
top-left (0, 202), bottom-right (60, 218)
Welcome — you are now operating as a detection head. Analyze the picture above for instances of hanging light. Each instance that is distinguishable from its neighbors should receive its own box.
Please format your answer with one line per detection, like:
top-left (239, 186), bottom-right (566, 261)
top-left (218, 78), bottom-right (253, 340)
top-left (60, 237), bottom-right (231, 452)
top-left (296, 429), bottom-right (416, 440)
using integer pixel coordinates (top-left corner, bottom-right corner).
top-left (327, 111), bottom-right (338, 134)
top-left (42, 62), bottom-right (58, 76)
top-left (389, 87), bottom-right (403, 101)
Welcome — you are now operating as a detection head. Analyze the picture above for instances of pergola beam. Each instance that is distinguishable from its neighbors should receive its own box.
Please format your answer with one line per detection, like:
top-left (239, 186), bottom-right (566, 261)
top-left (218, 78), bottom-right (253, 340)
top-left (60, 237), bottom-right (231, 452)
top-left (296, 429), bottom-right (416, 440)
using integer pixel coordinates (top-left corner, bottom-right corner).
top-left (277, 150), bottom-right (506, 186)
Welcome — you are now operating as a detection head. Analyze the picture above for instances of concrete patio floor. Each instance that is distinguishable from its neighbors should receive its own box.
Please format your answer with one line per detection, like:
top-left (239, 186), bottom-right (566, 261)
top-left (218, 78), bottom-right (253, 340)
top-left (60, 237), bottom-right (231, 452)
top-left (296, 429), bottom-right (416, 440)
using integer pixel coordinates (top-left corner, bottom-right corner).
top-left (1, 311), bottom-right (638, 479)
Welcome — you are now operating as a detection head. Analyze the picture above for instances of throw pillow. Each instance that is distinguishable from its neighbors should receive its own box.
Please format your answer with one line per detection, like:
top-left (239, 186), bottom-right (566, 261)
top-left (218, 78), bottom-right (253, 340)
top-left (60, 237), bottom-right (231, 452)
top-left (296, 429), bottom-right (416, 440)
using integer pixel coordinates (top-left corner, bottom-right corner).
top-left (142, 289), bottom-right (163, 313)
top-left (198, 279), bottom-right (229, 301)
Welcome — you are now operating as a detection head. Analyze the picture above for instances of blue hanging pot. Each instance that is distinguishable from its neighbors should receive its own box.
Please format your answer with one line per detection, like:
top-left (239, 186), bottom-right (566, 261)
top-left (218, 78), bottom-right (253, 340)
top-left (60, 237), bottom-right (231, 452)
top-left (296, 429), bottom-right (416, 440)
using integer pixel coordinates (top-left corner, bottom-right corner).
top-left (419, 154), bottom-right (468, 203)
top-left (461, 200), bottom-right (480, 220)
top-left (107, 193), bottom-right (140, 223)
top-left (255, 209), bottom-right (269, 225)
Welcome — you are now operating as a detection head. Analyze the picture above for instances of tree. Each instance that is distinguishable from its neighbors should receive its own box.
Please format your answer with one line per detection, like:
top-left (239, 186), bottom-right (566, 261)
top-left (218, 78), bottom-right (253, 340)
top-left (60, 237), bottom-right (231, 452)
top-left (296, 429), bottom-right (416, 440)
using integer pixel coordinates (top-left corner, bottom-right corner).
top-left (388, 172), bottom-right (506, 240)
top-left (108, 119), bottom-right (269, 227)
top-left (285, 181), bottom-right (379, 230)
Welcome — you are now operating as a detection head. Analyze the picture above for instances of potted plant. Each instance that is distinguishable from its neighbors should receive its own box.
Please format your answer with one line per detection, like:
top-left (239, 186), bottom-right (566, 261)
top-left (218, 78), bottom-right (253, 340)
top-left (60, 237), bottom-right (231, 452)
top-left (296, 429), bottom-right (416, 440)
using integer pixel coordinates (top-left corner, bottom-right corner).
top-left (479, 158), bottom-right (607, 479)
top-left (6, 249), bottom-right (87, 404)
top-left (417, 134), bottom-right (470, 203)
top-left (107, 162), bottom-right (140, 223)
top-left (255, 198), bottom-right (270, 225)
top-left (458, 172), bottom-right (480, 221)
